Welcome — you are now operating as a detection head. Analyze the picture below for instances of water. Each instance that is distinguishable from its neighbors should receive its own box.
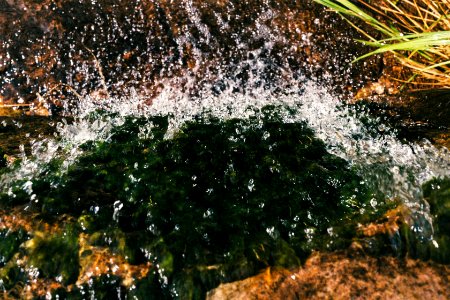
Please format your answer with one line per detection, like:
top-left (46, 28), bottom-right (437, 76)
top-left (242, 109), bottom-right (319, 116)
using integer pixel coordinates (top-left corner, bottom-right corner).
top-left (0, 1), bottom-right (449, 298)
top-left (4, 75), bottom-right (448, 210)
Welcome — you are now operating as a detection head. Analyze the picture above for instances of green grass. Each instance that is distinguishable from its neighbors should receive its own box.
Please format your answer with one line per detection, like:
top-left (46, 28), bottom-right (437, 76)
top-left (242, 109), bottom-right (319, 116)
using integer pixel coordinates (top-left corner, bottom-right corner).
top-left (315, 0), bottom-right (450, 89)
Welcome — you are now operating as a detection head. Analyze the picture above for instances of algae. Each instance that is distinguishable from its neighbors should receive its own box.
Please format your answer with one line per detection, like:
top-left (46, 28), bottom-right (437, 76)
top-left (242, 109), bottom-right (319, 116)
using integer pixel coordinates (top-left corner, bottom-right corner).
top-left (420, 177), bottom-right (450, 263)
top-left (0, 106), bottom-right (391, 298)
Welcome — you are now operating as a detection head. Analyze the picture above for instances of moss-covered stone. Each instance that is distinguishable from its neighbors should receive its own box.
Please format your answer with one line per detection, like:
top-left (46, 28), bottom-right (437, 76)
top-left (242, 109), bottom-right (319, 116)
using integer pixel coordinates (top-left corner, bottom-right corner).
top-left (352, 177), bottom-right (450, 264)
top-left (367, 178), bottom-right (450, 264)
top-left (24, 226), bottom-right (80, 285)
top-left (0, 228), bottom-right (28, 267)
top-left (0, 256), bottom-right (28, 291)
top-left (0, 147), bottom-right (6, 168)
top-left (0, 106), bottom-right (389, 297)
top-left (421, 177), bottom-right (450, 263)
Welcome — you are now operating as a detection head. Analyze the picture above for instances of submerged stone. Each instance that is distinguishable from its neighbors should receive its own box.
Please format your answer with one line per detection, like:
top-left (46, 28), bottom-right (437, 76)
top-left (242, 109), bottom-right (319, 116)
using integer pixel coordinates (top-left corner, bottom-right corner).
top-left (0, 228), bottom-right (28, 267)
top-left (420, 177), bottom-right (450, 263)
top-left (353, 177), bottom-right (450, 265)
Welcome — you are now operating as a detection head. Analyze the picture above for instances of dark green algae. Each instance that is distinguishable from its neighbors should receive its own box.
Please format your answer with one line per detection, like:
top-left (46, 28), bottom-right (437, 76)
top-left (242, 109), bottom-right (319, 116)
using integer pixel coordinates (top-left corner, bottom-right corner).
top-left (416, 177), bottom-right (450, 263)
top-left (0, 105), bottom-right (438, 299)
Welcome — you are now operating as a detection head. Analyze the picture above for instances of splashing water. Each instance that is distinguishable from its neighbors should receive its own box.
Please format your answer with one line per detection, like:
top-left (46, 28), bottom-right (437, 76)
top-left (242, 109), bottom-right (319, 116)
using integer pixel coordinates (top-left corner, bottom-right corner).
top-left (1, 1), bottom-right (450, 297)
top-left (2, 73), bottom-right (449, 219)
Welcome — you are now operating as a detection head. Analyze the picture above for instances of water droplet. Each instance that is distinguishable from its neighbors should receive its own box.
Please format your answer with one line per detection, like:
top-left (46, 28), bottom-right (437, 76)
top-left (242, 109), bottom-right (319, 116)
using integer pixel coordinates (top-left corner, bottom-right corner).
top-left (432, 240), bottom-right (439, 248)
top-left (248, 178), bottom-right (255, 191)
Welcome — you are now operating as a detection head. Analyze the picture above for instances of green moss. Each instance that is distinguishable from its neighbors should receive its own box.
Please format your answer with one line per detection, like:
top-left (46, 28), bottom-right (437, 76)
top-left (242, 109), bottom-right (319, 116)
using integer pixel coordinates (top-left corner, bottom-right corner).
top-left (0, 147), bottom-right (6, 168)
top-left (0, 106), bottom-right (386, 297)
top-left (421, 177), bottom-right (450, 263)
top-left (25, 225), bottom-right (80, 285)
top-left (0, 228), bottom-right (28, 267)
top-left (0, 257), bottom-right (27, 291)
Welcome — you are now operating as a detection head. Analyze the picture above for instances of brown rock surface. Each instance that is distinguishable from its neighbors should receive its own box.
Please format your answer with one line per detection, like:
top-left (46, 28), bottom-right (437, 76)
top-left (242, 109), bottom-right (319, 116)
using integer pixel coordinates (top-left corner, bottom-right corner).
top-left (0, 0), bottom-right (379, 104)
top-left (207, 251), bottom-right (450, 299)
top-left (2, 1), bottom-right (446, 147)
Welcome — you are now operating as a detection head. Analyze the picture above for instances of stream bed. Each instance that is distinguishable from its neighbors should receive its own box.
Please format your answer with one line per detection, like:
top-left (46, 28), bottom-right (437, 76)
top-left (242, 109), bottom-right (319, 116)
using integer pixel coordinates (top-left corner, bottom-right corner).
top-left (0, 0), bottom-right (449, 299)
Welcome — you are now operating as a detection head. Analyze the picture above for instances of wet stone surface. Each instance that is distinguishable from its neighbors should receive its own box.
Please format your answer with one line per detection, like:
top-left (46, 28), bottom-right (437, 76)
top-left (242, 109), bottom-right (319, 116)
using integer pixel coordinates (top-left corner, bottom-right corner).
top-left (207, 251), bottom-right (450, 300)
top-left (0, 0), bottom-right (380, 105)
top-left (0, 116), bottom-right (61, 156)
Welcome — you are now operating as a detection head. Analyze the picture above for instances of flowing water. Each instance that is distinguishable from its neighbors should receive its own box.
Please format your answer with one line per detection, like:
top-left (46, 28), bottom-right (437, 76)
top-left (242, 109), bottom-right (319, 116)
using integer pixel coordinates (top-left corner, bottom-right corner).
top-left (0, 1), bottom-right (449, 299)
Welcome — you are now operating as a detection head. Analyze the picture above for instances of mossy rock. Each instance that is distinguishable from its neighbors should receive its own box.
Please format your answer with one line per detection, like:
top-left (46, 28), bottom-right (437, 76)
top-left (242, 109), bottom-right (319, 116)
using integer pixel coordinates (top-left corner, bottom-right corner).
top-left (421, 177), bottom-right (450, 263)
top-left (24, 226), bottom-right (80, 285)
top-left (385, 177), bottom-right (450, 264)
top-left (0, 228), bottom-right (29, 267)
top-left (0, 257), bottom-right (28, 291)
top-left (0, 147), bottom-right (6, 168)
top-left (0, 106), bottom-right (389, 297)
top-left (353, 177), bottom-right (450, 264)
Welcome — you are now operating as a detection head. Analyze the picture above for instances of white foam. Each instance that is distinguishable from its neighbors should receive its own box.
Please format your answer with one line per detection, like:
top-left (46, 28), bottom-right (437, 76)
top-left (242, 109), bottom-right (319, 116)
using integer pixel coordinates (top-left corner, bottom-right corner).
top-left (145, 79), bottom-right (450, 202)
top-left (1, 74), bottom-right (449, 221)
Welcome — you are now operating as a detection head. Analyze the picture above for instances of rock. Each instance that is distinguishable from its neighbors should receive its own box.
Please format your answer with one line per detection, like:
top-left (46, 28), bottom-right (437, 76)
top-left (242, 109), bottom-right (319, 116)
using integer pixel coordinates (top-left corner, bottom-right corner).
top-left (422, 177), bottom-right (450, 263)
top-left (24, 228), bottom-right (80, 285)
top-left (0, 209), bottom-right (155, 298)
top-left (0, 0), bottom-right (379, 104)
top-left (207, 251), bottom-right (450, 299)
top-left (0, 107), bottom-right (391, 297)
top-left (0, 147), bottom-right (6, 168)
top-left (0, 106), bottom-right (24, 117)
top-left (351, 178), bottom-right (450, 264)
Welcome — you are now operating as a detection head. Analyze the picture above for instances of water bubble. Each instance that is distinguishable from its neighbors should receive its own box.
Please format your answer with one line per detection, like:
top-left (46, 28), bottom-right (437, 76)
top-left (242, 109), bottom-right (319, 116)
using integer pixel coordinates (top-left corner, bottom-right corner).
top-left (304, 228), bottom-right (315, 243)
top-left (266, 226), bottom-right (277, 239)
top-left (327, 227), bottom-right (334, 236)
top-left (432, 240), bottom-right (439, 248)
top-left (247, 178), bottom-right (255, 192)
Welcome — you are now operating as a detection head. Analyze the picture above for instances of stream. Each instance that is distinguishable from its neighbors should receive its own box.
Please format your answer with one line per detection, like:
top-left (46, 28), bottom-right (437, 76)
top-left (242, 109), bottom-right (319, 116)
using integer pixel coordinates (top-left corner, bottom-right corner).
top-left (0, 1), bottom-right (449, 299)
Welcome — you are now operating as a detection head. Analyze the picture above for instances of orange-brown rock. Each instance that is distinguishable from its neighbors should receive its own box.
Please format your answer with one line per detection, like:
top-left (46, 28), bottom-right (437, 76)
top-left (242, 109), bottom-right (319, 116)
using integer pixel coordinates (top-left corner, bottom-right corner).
top-left (77, 233), bottom-right (152, 288)
top-left (207, 251), bottom-right (450, 299)
top-left (0, 208), bottom-right (65, 233)
top-left (357, 205), bottom-right (409, 238)
top-left (0, 210), bottom-right (152, 298)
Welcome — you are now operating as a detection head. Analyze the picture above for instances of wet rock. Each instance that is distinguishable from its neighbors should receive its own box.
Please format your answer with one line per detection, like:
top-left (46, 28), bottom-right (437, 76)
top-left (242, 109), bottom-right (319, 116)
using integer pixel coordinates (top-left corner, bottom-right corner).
top-left (24, 226), bottom-right (80, 285)
top-left (0, 116), bottom-right (59, 157)
top-left (0, 106), bottom-right (28, 118)
top-left (0, 0), bottom-right (379, 105)
top-left (348, 97), bottom-right (450, 150)
top-left (0, 108), bottom-right (446, 298)
top-left (421, 177), bottom-right (450, 263)
top-left (207, 251), bottom-right (450, 299)
top-left (0, 228), bottom-right (28, 267)
top-left (0, 106), bottom-right (390, 297)
top-left (0, 209), bottom-right (157, 298)
top-left (77, 233), bottom-right (152, 288)
top-left (0, 147), bottom-right (6, 168)
top-left (353, 178), bottom-right (450, 265)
